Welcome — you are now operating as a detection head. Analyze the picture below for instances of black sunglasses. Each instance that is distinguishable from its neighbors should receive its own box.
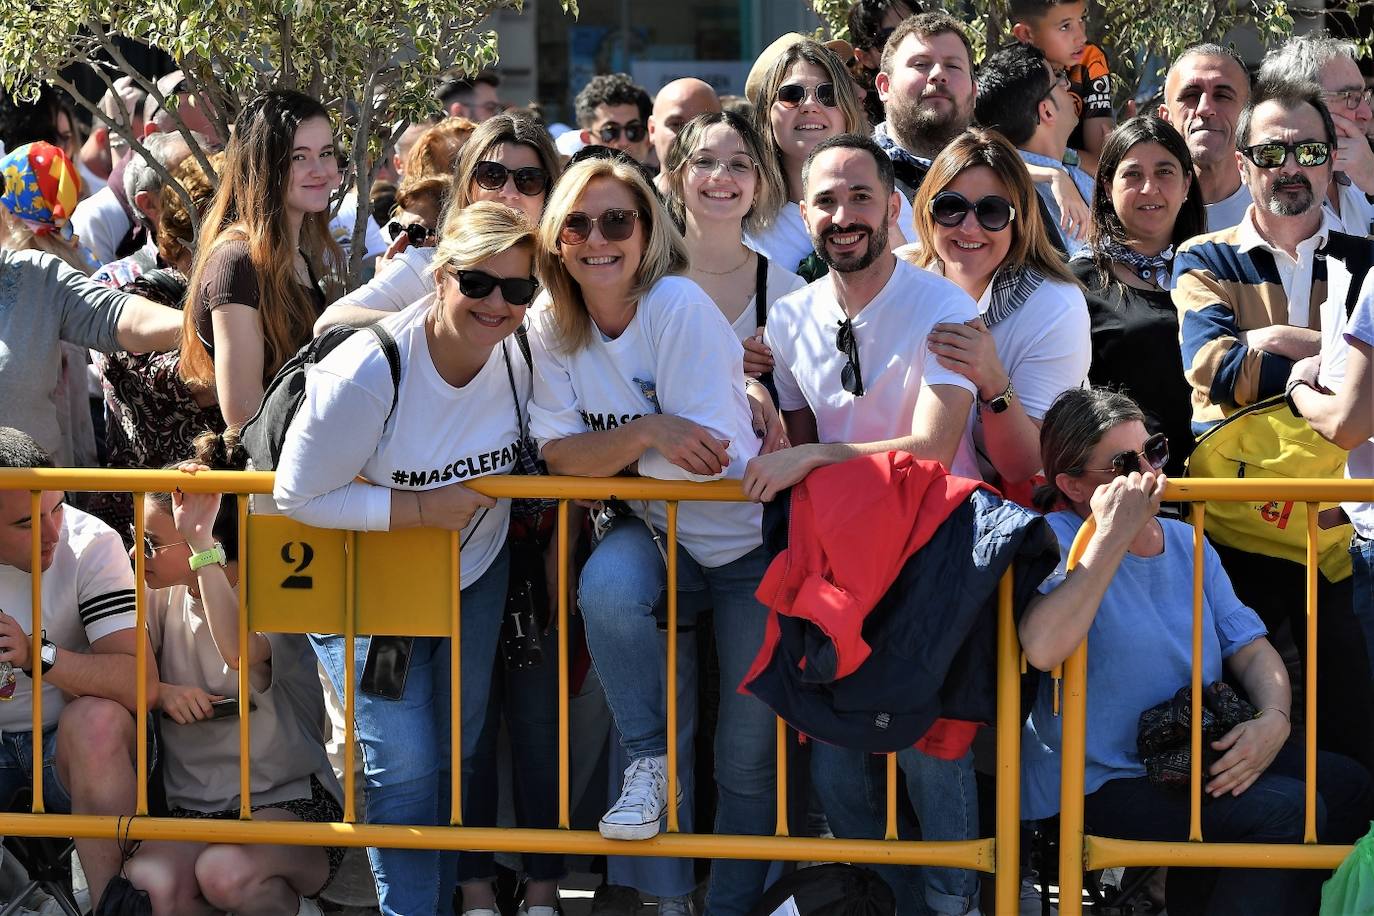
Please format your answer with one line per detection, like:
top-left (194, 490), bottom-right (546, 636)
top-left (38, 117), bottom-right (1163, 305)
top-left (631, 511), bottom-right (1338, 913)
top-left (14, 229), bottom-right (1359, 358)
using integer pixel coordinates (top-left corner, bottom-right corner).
top-left (835, 318), bottom-right (865, 397)
top-left (386, 220), bottom-right (435, 245)
top-left (559, 208), bottom-right (641, 245)
top-left (128, 525), bottom-right (185, 560)
top-left (931, 191), bottom-right (1017, 232)
top-left (1240, 140), bottom-right (1331, 169)
top-left (1079, 432), bottom-right (1170, 477)
top-left (452, 269), bottom-right (539, 306)
top-left (776, 82), bottom-right (838, 109)
top-left (596, 121), bottom-right (646, 144)
top-left (473, 160), bottom-right (551, 196)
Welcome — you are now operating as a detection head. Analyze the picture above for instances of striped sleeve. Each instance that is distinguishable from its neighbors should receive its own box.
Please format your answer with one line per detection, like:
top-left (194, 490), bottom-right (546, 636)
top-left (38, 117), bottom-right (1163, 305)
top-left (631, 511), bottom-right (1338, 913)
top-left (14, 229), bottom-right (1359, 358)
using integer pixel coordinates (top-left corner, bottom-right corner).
top-left (1173, 235), bottom-right (1291, 429)
top-left (75, 526), bottom-right (139, 642)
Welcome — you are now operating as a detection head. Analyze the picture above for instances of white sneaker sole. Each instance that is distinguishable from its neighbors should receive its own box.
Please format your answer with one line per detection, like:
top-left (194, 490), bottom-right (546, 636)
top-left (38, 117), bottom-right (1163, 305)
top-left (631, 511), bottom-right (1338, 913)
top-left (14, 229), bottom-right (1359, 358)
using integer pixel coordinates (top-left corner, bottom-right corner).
top-left (598, 815), bottom-right (664, 840)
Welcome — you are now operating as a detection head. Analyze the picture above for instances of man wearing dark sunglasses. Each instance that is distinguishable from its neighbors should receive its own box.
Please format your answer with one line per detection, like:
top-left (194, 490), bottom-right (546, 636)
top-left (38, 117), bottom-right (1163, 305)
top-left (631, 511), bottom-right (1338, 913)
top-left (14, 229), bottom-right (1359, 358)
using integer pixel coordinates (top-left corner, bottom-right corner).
top-left (1174, 78), bottom-right (1374, 772)
top-left (0, 427), bottom-right (152, 907)
top-left (1258, 35), bottom-right (1374, 238)
top-left (575, 73), bottom-right (654, 166)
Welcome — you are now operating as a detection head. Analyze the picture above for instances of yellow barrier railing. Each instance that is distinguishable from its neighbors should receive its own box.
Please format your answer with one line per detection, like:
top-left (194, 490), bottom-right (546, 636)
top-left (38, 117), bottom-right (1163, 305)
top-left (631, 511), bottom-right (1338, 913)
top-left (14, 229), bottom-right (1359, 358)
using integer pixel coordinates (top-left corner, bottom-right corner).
top-left (1055, 478), bottom-right (1374, 915)
top-left (0, 468), bottom-right (1023, 911)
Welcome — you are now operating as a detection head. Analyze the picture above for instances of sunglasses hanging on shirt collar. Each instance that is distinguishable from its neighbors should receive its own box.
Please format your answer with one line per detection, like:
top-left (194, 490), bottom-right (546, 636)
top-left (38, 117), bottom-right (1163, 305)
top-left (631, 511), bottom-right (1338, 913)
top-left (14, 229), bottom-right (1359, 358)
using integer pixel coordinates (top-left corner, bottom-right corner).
top-left (835, 318), bottom-right (865, 397)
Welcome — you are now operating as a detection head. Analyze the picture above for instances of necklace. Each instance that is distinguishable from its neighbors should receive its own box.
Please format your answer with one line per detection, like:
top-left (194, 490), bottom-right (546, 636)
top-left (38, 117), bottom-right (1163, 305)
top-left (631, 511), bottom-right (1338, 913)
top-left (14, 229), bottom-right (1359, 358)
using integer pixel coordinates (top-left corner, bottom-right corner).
top-left (695, 248), bottom-right (753, 276)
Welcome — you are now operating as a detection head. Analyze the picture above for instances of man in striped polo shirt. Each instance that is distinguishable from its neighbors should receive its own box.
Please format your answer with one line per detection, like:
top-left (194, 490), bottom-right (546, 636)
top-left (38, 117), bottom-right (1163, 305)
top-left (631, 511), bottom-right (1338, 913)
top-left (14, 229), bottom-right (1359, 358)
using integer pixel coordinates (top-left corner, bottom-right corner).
top-left (0, 427), bottom-right (153, 906)
top-left (1173, 78), bottom-right (1374, 771)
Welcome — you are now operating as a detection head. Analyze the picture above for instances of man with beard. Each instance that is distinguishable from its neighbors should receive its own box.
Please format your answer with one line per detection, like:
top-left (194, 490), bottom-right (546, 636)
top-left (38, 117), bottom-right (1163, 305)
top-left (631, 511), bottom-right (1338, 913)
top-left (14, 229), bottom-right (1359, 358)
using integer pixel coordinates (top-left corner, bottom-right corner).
top-left (1174, 78), bottom-right (1374, 771)
top-left (873, 11), bottom-right (977, 200)
top-left (1160, 44), bottom-right (1254, 230)
top-left (744, 133), bottom-right (978, 496)
top-left (1259, 35), bottom-right (1374, 238)
top-left (742, 134), bottom-right (983, 916)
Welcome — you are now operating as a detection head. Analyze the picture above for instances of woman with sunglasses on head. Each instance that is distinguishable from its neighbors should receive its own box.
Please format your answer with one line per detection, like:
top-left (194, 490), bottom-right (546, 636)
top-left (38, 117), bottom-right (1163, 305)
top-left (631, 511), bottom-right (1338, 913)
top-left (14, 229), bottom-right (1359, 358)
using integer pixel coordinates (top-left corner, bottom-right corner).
top-left (1072, 115), bottom-right (1206, 478)
top-left (747, 39), bottom-right (913, 276)
top-left (662, 111), bottom-right (806, 391)
top-left (180, 90), bottom-right (344, 430)
top-left (1020, 386), bottom-right (1372, 916)
top-left (318, 111), bottom-right (560, 333)
top-left (527, 155), bottom-right (776, 916)
top-left (273, 202), bottom-right (541, 916)
top-left (123, 453), bottom-right (341, 916)
top-left (906, 129), bottom-right (1089, 495)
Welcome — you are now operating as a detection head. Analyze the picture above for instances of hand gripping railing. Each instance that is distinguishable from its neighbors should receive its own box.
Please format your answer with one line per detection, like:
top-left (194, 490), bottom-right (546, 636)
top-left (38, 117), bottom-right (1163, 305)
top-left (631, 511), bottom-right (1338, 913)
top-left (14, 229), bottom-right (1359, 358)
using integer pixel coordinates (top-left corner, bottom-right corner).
top-left (1054, 478), bottom-right (1374, 916)
top-left (0, 468), bottom-right (1028, 912)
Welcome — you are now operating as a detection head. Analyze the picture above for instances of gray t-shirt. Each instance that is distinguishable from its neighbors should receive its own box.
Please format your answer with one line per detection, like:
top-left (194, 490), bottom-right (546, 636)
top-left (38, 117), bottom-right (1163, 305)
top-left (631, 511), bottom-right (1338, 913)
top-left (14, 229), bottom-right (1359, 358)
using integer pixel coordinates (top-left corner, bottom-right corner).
top-left (0, 249), bottom-right (128, 460)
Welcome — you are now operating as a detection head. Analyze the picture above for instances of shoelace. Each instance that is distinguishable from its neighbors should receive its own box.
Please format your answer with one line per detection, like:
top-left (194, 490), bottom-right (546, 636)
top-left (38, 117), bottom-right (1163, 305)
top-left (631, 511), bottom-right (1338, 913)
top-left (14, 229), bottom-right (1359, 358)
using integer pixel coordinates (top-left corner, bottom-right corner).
top-left (617, 758), bottom-right (664, 808)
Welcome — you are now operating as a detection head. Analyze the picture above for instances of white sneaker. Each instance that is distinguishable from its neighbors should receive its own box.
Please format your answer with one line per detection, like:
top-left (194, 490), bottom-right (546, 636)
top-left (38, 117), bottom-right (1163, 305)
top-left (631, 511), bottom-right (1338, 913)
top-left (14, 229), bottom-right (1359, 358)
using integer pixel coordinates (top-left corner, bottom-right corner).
top-left (600, 754), bottom-right (670, 840)
top-left (295, 896), bottom-right (326, 916)
top-left (657, 894), bottom-right (695, 915)
top-left (519, 908), bottom-right (560, 916)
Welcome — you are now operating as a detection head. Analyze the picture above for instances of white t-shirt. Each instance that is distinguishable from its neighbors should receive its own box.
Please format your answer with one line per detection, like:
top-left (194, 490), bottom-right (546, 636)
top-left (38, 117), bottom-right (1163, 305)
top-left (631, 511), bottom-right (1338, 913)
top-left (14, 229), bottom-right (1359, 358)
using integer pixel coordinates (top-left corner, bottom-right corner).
top-left (273, 298), bottom-right (529, 587)
top-left (727, 254), bottom-right (810, 343)
top-left (743, 196), bottom-right (917, 277)
top-left (0, 507), bottom-right (138, 732)
top-left (1318, 271), bottom-right (1374, 538)
top-left (329, 193), bottom-right (388, 261)
top-left (765, 257), bottom-right (980, 477)
top-left (527, 276), bottom-right (764, 568)
top-left (1205, 182), bottom-right (1253, 233)
top-left (960, 275), bottom-right (1090, 481)
top-left (326, 245), bottom-right (436, 316)
top-left (69, 185), bottom-right (132, 267)
top-left (1332, 181), bottom-right (1374, 238)
top-left (148, 585), bottom-right (339, 812)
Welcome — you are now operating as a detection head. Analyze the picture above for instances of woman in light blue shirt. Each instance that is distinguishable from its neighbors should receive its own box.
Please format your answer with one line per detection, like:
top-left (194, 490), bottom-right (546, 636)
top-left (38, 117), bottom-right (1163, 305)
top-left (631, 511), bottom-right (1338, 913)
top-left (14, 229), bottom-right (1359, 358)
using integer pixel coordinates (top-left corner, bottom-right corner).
top-left (1018, 386), bottom-right (1371, 916)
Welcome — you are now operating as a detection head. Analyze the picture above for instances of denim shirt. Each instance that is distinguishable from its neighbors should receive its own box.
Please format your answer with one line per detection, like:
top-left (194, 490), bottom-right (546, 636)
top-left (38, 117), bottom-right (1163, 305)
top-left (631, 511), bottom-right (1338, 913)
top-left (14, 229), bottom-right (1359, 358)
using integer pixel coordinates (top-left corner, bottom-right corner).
top-left (1018, 149), bottom-right (1094, 258)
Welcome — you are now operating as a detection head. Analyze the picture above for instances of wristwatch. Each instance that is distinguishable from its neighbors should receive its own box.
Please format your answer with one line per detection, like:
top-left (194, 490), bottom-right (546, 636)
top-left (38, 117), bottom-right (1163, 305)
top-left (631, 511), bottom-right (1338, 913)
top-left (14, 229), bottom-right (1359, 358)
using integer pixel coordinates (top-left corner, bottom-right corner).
top-left (188, 543), bottom-right (227, 572)
top-left (1285, 378), bottom-right (1313, 417)
top-left (38, 638), bottom-right (57, 675)
top-left (980, 379), bottom-right (1016, 414)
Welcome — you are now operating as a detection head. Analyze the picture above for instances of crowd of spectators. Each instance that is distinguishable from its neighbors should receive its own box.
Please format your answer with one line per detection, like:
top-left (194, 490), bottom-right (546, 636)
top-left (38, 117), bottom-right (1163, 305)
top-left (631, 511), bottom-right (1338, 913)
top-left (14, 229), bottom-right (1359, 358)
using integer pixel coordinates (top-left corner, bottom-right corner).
top-left (0, 3), bottom-right (1372, 914)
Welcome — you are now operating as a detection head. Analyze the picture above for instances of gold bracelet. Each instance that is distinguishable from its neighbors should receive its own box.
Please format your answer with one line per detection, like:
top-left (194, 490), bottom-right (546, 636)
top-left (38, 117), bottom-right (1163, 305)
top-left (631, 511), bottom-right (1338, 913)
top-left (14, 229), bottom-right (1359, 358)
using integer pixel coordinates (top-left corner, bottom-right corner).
top-left (1260, 706), bottom-right (1290, 721)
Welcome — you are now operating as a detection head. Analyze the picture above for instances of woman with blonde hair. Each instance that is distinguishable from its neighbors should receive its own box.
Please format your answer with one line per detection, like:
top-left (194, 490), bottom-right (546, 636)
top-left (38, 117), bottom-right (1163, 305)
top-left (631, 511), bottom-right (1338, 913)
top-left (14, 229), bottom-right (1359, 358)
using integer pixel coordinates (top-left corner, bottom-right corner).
top-left (180, 89), bottom-right (344, 429)
top-left (746, 38), bottom-right (912, 274)
top-left (527, 155), bottom-right (776, 915)
top-left (908, 128), bottom-right (1090, 492)
top-left (317, 110), bottom-right (560, 332)
top-left (273, 201), bottom-right (540, 915)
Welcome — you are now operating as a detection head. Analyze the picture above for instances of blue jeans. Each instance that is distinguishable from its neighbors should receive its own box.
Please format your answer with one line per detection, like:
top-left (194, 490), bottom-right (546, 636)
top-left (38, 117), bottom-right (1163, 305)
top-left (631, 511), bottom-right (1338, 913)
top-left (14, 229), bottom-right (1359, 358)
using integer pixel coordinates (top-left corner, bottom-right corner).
top-left (0, 725), bottom-right (71, 813)
top-left (1084, 744), bottom-right (1372, 916)
top-left (607, 626), bottom-right (698, 899)
top-left (1353, 533), bottom-right (1374, 686)
top-left (459, 621), bottom-right (564, 884)
top-left (578, 519), bottom-right (776, 916)
top-left (811, 742), bottom-right (979, 915)
top-left (311, 547), bottom-right (508, 916)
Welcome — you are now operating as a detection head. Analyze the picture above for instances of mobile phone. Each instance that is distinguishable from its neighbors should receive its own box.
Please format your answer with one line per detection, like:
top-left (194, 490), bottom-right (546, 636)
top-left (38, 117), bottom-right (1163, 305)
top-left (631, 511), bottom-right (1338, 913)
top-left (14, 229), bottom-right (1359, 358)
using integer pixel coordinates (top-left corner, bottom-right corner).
top-left (359, 636), bottom-right (415, 700)
top-left (208, 698), bottom-right (256, 719)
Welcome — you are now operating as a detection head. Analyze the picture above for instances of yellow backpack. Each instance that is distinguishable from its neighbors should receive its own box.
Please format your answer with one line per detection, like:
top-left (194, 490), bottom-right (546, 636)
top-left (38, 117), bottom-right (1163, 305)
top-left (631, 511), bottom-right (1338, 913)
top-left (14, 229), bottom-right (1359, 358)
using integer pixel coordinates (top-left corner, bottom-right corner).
top-left (1186, 394), bottom-right (1352, 582)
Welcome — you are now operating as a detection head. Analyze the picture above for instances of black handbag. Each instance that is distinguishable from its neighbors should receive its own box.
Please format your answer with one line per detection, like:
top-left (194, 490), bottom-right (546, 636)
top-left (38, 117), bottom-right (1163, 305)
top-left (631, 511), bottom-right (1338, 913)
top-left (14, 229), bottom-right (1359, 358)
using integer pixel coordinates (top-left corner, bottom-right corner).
top-left (1136, 682), bottom-right (1259, 792)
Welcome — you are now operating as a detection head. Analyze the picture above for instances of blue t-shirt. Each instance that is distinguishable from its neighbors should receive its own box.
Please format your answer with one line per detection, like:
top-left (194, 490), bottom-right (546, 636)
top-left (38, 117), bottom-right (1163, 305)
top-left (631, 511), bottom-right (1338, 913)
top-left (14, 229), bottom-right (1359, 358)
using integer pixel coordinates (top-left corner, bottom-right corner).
top-left (1020, 511), bottom-right (1267, 820)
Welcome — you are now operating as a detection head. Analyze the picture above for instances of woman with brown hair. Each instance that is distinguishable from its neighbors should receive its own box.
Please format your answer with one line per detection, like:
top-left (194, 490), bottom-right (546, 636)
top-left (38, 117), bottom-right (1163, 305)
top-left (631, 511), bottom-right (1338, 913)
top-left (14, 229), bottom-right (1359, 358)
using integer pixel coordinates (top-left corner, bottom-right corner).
top-left (180, 89), bottom-right (344, 429)
top-left (906, 128), bottom-right (1090, 491)
top-left (317, 110), bottom-right (560, 332)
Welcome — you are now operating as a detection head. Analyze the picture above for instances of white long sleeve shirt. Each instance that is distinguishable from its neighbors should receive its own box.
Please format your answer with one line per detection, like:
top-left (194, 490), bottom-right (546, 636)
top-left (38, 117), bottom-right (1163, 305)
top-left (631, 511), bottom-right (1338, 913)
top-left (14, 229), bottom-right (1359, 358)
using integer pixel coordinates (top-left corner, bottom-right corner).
top-left (527, 276), bottom-right (763, 568)
top-left (273, 298), bottom-right (529, 587)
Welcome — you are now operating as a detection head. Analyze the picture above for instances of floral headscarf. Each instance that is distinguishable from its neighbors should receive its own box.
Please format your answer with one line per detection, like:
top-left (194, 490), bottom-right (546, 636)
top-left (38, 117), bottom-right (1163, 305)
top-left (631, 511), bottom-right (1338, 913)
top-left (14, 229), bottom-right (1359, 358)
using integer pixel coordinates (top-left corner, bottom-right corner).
top-left (1, 141), bottom-right (83, 240)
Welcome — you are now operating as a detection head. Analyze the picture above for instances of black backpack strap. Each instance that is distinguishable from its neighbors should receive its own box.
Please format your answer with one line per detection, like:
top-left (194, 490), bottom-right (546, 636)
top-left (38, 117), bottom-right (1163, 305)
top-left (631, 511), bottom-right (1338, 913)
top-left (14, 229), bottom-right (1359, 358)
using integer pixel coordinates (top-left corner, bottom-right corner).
top-left (365, 324), bottom-right (402, 422)
top-left (754, 253), bottom-right (769, 329)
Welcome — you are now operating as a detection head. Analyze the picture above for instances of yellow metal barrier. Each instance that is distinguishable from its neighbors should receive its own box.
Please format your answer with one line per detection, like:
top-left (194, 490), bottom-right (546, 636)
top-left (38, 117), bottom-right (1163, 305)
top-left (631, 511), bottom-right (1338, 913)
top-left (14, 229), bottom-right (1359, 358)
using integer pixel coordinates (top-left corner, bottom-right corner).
top-left (0, 468), bottom-right (1022, 910)
top-left (1055, 478), bottom-right (1374, 916)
